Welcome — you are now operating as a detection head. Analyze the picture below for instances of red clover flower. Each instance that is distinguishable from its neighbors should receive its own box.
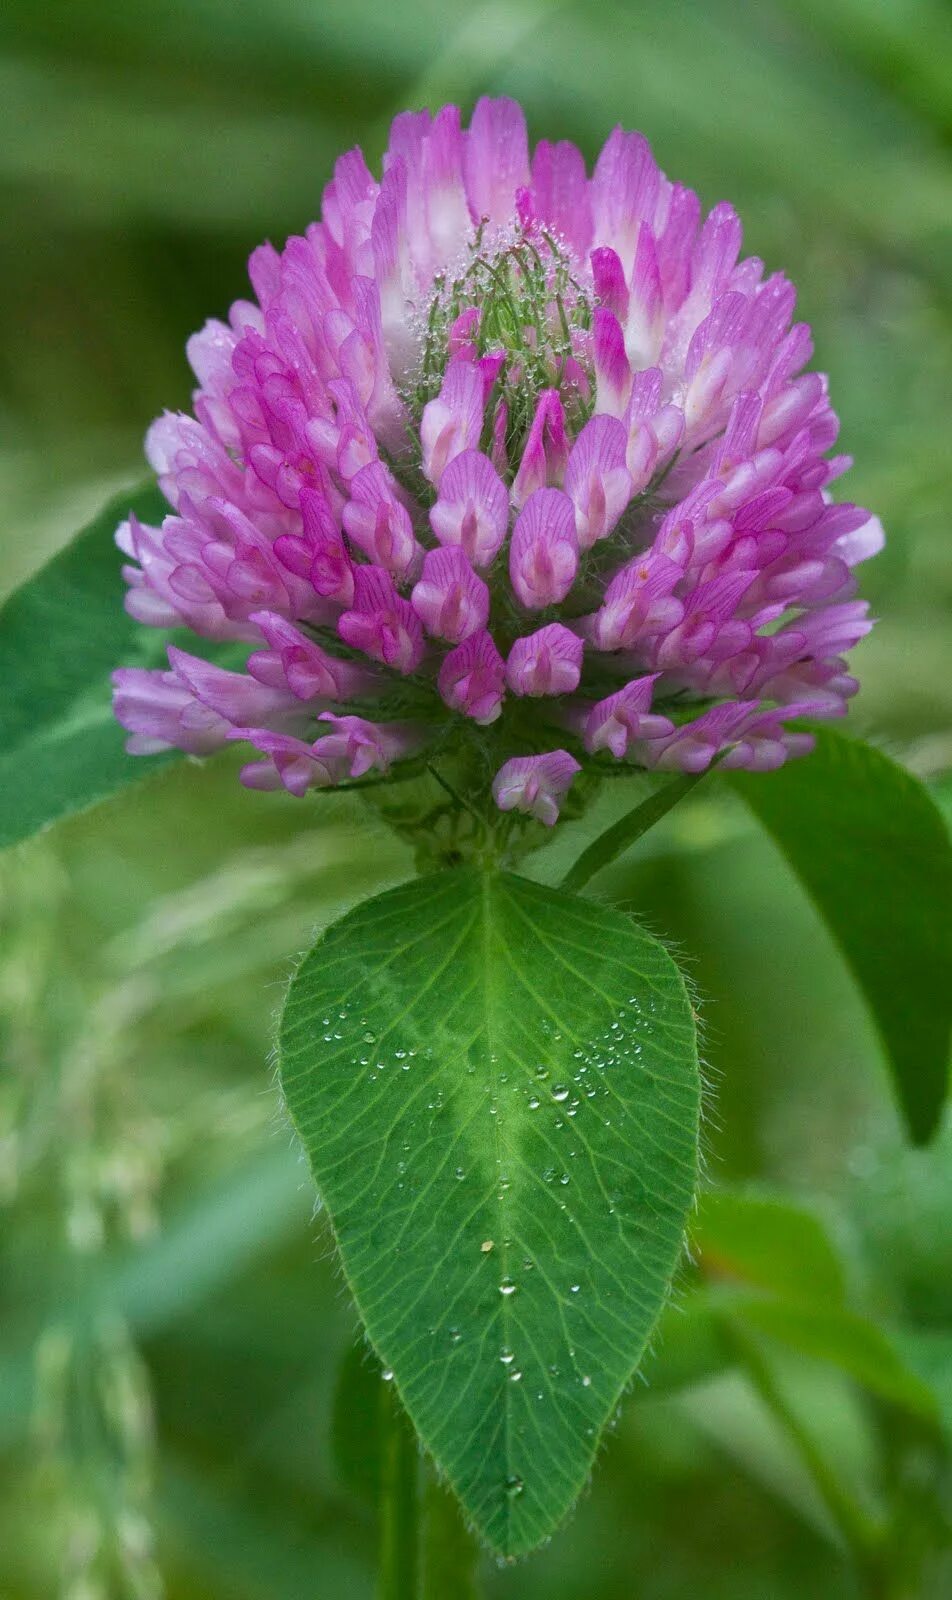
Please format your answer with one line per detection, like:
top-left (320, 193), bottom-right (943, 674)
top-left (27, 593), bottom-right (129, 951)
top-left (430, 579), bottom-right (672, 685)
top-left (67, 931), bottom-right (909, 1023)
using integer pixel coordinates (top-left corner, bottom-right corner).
top-left (113, 99), bottom-right (881, 827)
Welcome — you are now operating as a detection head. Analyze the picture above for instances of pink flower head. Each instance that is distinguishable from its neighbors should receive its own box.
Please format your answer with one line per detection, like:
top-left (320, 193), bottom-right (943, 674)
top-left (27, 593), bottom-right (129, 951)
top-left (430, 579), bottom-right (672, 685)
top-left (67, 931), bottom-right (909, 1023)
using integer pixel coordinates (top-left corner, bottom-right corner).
top-left (341, 461), bottom-right (420, 578)
top-left (512, 390), bottom-right (569, 505)
top-left (411, 546), bottom-right (489, 643)
top-left (584, 676), bottom-right (674, 758)
top-left (420, 358), bottom-right (485, 487)
top-left (437, 630), bottom-right (505, 725)
top-left (510, 488), bottom-right (579, 609)
top-left (506, 625), bottom-right (584, 698)
top-left (564, 415), bottom-right (632, 548)
top-left (114, 97), bottom-right (880, 822)
top-left (337, 566), bottom-right (424, 673)
top-left (428, 448), bottom-right (508, 568)
top-left (492, 752), bottom-right (582, 826)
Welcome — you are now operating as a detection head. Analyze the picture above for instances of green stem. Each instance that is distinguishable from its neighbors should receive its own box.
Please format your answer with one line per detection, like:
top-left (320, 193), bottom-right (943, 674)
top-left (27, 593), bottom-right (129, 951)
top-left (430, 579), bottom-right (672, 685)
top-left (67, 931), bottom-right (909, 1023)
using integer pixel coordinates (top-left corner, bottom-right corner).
top-left (422, 1473), bottom-right (481, 1600)
top-left (560, 771), bottom-right (708, 894)
top-left (735, 1330), bottom-right (892, 1596)
top-left (377, 1379), bottom-right (420, 1600)
top-left (425, 761), bottom-right (487, 839)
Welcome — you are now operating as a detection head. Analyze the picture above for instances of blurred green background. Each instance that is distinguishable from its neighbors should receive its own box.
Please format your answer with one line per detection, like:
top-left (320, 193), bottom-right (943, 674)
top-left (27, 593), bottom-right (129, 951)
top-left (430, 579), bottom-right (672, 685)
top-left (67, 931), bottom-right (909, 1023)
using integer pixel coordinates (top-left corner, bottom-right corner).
top-left (1, 2), bottom-right (951, 1596)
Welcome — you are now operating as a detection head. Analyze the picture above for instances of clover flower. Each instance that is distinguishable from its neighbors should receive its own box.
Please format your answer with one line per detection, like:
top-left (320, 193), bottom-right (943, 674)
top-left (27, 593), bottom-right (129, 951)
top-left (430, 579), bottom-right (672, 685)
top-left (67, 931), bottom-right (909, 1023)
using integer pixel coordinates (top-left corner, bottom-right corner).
top-left (113, 98), bottom-right (882, 827)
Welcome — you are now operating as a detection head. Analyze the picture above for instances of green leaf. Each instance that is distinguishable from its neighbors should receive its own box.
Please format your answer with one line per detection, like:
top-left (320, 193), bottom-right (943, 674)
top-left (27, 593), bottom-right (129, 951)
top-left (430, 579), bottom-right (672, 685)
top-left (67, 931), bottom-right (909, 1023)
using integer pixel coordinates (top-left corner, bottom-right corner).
top-left (0, 481), bottom-right (176, 848)
top-left (692, 1188), bottom-right (847, 1307)
top-left (729, 731), bottom-right (952, 1144)
top-left (893, 1329), bottom-right (952, 1439)
top-left (638, 1299), bottom-right (735, 1397)
top-left (278, 867), bottom-right (700, 1555)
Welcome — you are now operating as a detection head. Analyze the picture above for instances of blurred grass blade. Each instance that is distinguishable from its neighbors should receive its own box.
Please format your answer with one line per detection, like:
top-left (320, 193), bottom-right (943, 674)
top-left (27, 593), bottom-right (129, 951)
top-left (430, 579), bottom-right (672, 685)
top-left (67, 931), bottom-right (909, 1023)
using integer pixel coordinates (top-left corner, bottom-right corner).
top-left (729, 731), bottom-right (952, 1144)
top-left (560, 772), bottom-right (708, 893)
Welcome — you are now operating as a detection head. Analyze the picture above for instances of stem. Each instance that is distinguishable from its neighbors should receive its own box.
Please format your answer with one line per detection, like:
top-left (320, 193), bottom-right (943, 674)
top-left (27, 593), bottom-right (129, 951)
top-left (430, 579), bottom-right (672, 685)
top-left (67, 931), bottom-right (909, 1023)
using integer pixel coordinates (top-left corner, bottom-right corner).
top-left (423, 1474), bottom-right (481, 1600)
top-left (377, 1378), bottom-right (420, 1600)
top-left (735, 1330), bottom-right (892, 1596)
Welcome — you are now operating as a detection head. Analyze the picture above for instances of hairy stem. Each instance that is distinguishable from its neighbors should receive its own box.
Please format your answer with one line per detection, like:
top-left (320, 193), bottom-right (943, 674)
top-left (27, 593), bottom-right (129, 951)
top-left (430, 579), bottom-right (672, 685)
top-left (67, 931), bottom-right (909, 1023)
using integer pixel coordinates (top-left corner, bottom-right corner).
top-left (377, 1380), bottom-right (420, 1600)
top-left (423, 1474), bottom-right (481, 1599)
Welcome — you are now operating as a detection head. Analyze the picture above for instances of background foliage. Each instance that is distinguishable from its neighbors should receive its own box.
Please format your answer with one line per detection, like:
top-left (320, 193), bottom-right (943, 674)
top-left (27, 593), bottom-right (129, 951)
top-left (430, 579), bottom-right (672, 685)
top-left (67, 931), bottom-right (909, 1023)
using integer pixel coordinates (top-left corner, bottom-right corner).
top-left (1, 1), bottom-right (950, 1595)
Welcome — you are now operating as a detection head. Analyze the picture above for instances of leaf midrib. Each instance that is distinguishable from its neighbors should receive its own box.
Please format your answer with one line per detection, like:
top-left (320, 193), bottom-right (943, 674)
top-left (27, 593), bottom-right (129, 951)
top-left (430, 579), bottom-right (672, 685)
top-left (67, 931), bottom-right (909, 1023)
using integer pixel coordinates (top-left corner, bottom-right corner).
top-left (479, 869), bottom-right (517, 1548)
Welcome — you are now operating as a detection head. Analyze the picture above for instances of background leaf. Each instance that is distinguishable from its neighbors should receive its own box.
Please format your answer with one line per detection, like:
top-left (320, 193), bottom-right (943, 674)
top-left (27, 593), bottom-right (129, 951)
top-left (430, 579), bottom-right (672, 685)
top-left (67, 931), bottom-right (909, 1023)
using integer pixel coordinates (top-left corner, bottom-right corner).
top-left (729, 731), bottom-right (952, 1144)
top-left (0, 482), bottom-right (177, 847)
top-left (279, 867), bottom-right (700, 1555)
top-left (691, 1188), bottom-right (847, 1308)
top-left (720, 1296), bottom-right (940, 1422)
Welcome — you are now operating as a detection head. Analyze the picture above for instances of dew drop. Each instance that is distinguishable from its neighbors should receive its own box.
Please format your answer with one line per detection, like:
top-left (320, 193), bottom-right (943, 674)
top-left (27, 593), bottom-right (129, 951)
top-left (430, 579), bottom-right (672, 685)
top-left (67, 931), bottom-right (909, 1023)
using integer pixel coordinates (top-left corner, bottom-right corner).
top-left (527, 1096), bottom-right (540, 1111)
top-left (581, 1374), bottom-right (592, 1387)
top-left (505, 1475), bottom-right (524, 1498)
top-left (498, 1278), bottom-right (517, 1297)
top-left (455, 1166), bottom-right (466, 1181)
top-left (499, 1348), bottom-right (515, 1365)
top-left (382, 1369), bottom-right (394, 1382)
top-left (551, 1085), bottom-right (569, 1103)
